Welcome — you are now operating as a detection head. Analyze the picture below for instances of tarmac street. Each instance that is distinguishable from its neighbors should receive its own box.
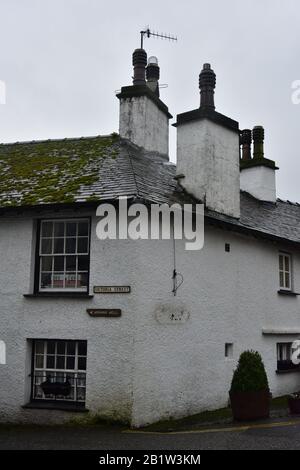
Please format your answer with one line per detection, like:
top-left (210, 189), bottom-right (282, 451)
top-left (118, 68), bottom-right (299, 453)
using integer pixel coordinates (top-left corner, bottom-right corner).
top-left (0, 418), bottom-right (300, 450)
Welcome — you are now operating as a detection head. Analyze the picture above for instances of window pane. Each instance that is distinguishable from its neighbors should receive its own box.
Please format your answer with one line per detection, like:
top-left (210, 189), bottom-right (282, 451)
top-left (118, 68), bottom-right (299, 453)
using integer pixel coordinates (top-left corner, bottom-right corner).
top-left (67, 341), bottom-right (76, 355)
top-left (66, 356), bottom-right (75, 370)
top-left (78, 357), bottom-right (86, 370)
top-left (66, 222), bottom-right (77, 236)
top-left (77, 272), bottom-right (88, 288)
top-left (66, 238), bottom-right (76, 253)
top-left (285, 272), bottom-right (290, 288)
top-left (77, 372), bottom-right (86, 385)
top-left (53, 256), bottom-right (64, 272)
top-left (35, 355), bottom-right (44, 368)
top-left (54, 222), bottom-right (65, 237)
top-left (279, 272), bottom-right (284, 288)
top-left (53, 273), bottom-right (64, 288)
top-left (41, 221), bottom-right (53, 237)
top-left (279, 255), bottom-right (283, 271)
top-left (78, 341), bottom-right (87, 356)
top-left (56, 356), bottom-right (65, 369)
top-left (46, 355), bottom-right (55, 369)
top-left (41, 272), bottom-right (52, 288)
top-left (47, 341), bottom-right (56, 354)
top-left (77, 238), bottom-right (88, 254)
top-left (41, 257), bottom-right (52, 271)
top-left (65, 273), bottom-right (76, 288)
top-left (78, 222), bottom-right (89, 236)
top-left (35, 341), bottom-right (44, 354)
top-left (285, 256), bottom-right (290, 271)
top-left (78, 256), bottom-right (89, 271)
top-left (57, 341), bottom-right (66, 355)
top-left (54, 238), bottom-right (64, 254)
top-left (77, 388), bottom-right (86, 401)
top-left (66, 256), bottom-right (76, 271)
top-left (41, 239), bottom-right (52, 254)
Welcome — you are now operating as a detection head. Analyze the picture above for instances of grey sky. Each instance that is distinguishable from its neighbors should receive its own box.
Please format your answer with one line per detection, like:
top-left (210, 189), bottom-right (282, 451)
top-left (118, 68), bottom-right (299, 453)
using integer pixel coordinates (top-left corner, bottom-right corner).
top-left (0, 0), bottom-right (299, 201)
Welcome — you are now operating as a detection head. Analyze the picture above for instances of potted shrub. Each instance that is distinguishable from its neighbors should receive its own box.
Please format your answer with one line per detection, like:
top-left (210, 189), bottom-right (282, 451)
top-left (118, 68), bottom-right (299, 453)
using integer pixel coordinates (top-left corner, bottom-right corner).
top-left (288, 392), bottom-right (300, 415)
top-left (230, 350), bottom-right (270, 421)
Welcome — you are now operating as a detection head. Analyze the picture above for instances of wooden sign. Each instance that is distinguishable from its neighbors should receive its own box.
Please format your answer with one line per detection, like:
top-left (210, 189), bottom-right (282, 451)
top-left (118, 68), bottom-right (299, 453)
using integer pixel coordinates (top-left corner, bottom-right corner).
top-left (87, 309), bottom-right (121, 318)
top-left (93, 286), bottom-right (131, 294)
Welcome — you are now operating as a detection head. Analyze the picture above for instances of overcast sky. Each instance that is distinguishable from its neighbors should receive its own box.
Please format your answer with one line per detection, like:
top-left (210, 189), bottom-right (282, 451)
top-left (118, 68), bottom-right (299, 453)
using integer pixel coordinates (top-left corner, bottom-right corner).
top-left (0, 0), bottom-right (299, 201)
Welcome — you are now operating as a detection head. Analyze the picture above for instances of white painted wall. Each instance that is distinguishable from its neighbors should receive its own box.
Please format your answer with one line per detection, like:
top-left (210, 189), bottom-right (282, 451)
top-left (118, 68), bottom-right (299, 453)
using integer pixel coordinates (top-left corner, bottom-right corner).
top-left (240, 165), bottom-right (277, 202)
top-left (0, 212), bottom-right (300, 426)
top-left (176, 119), bottom-right (240, 218)
top-left (119, 96), bottom-right (169, 156)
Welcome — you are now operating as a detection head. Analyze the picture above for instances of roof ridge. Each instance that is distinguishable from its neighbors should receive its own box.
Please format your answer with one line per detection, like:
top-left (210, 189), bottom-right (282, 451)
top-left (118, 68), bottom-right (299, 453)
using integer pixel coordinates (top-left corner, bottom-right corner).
top-left (276, 198), bottom-right (300, 206)
top-left (0, 134), bottom-right (118, 147)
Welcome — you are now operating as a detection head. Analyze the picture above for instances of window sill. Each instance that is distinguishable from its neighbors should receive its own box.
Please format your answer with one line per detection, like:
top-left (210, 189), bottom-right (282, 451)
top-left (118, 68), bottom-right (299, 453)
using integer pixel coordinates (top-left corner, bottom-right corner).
top-left (276, 369), bottom-right (300, 375)
top-left (22, 401), bottom-right (89, 412)
top-left (24, 293), bottom-right (94, 299)
top-left (277, 290), bottom-right (300, 296)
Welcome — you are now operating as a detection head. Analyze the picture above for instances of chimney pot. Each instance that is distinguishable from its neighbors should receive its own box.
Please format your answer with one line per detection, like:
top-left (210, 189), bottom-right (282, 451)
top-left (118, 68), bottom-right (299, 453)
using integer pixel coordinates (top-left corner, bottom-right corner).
top-left (252, 126), bottom-right (265, 159)
top-left (146, 56), bottom-right (160, 97)
top-left (199, 63), bottom-right (216, 109)
top-left (132, 48), bottom-right (147, 85)
top-left (240, 129), bottom-right (252, 161)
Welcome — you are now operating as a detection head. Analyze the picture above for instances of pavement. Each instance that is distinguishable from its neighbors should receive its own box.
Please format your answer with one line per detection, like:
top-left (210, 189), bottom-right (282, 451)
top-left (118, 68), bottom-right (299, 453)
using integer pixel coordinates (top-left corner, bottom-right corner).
top-left (1, 416), bottom-right (300, 450)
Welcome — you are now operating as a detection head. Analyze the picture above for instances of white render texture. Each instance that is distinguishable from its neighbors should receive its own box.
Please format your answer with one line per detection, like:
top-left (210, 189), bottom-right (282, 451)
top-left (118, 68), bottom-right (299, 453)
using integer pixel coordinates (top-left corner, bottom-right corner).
top-left (119, 95), bottom-right (169, 156)
top-left (240, 165), bottom-right (277, 202)
top-left (176, 118), bottom-right (240, 218)
top-left (1, 211), bottom-right (300, 427)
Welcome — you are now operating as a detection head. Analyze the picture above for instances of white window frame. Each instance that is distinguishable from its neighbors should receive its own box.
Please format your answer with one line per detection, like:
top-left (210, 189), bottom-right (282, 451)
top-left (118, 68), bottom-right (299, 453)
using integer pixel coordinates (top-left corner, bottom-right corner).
top-left (32, 339), bottom-right (87, 403)
top-left (38, 218), bottom-right (90, 292)
top-left (279, 252), bottom-right (292, 291)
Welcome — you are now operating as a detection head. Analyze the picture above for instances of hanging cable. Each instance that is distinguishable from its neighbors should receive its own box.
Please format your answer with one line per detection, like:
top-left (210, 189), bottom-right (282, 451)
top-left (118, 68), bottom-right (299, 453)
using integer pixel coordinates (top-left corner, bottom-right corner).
top-left (171, 226), bottom-right (184, 296)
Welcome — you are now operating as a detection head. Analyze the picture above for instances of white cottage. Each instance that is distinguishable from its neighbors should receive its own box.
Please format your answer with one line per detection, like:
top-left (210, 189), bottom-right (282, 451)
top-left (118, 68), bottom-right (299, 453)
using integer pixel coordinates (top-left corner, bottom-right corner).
top-left (0, 49), bottom-right (300, 427)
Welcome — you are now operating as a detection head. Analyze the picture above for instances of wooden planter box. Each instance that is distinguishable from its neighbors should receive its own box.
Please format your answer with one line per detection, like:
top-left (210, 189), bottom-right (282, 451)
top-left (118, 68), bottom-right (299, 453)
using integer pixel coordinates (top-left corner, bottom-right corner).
top-left (288, 397), bottom-right (300, 415)
top-left (230, 390), bottom-right (270, 421)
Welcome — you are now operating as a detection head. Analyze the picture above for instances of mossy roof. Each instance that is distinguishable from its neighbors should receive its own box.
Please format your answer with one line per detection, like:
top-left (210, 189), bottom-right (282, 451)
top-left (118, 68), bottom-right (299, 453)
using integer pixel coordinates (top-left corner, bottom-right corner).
top-left (0, 134), bottom-right (122, 207)
top-left (0, 133), bottom-right (183, 208)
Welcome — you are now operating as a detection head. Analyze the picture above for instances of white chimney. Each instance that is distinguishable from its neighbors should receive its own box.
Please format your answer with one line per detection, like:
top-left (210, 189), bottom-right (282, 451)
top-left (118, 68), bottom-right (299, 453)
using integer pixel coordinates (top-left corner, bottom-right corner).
top-left (117, 49), bottom-right (172, 157)
top-left (175, 64), bottom-right (240, 218)
top-left (240, 126), bottom-right (278, 203)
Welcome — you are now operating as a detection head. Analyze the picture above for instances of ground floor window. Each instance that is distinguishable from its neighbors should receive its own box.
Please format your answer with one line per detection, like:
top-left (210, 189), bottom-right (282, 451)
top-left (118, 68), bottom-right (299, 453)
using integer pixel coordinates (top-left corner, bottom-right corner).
top-left (277, 342), bottom-right (300, 371)
top-left (32, 339), bottom-right (87, 405)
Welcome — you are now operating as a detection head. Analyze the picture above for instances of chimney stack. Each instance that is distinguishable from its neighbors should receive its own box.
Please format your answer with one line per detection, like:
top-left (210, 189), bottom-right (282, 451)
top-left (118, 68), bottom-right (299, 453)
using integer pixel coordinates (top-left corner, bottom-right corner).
top-left (199, 63), bottom-right (216, 109)
top-left (117, 49), bottom-right (172, 157)
top-left (240, 126), bottom-right (278, 202)
top-left (175, 63), bottom-right (240, 218)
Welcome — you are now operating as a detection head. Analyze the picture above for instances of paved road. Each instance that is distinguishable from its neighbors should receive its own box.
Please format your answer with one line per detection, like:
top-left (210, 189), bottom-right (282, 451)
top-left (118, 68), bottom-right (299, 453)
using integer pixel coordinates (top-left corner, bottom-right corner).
top-left (1, 419), bottom-right (300, 450)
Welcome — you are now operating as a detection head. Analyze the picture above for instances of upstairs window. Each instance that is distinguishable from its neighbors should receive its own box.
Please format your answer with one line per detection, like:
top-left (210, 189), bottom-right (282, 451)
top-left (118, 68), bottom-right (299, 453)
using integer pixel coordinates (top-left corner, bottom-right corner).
top-left (279, 253), bottom-right (292, 291)
top-left (38, 219), bottom-right (90, 292)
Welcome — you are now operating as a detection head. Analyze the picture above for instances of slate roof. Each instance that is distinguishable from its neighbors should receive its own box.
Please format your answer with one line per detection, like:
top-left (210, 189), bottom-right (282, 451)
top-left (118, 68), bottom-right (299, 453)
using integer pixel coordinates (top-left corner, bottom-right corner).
top-left (0, 134), bottom-right (299, 246)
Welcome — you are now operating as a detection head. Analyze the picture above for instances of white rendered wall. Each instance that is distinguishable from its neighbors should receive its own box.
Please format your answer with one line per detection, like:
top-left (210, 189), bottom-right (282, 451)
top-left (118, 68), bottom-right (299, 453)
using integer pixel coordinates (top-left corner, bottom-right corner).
top-left (119, 96), bottom-right (169, 156)
top-left (130, 227), bottom-right (300, 426)
top-left (0, 212), bottom-right (137, 425)
top-left (176, 119), bottom-right (240, 218)
top-left (0, 213), bottom-right (300, 426)
top-left (240, 166), bottom-right (277, 202)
